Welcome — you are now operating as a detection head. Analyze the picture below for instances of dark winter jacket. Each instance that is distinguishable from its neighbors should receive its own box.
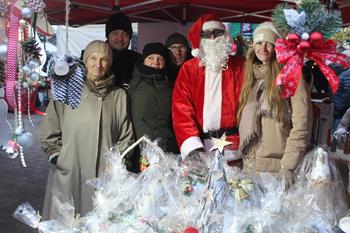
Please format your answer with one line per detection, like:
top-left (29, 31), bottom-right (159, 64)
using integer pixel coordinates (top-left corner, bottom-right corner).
top-left (128, 62), bottom-right (179, 154)
top-left (332, 68), bottom-right (350, 119)
top-left (112, 49), bottom-right (141, 89)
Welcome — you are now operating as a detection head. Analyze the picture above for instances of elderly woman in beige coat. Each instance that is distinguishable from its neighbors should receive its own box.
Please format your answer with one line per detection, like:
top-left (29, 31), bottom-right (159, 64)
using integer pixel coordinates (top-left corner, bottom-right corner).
top-left (40, 40), bottom-right (134, 219)
top-left (237, 22), bottom-right (312, 186)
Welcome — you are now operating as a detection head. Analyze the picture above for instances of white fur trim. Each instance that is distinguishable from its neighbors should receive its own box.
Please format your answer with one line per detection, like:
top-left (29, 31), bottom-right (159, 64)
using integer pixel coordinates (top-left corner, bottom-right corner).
top-left (202, 21), bottom-right (225, 31)
top-left (202, 69), bottom-right (222, 133)
top-left (180, 136), bottom-right (204, 159)
top-left (191, 48), bottom-right (200, 57)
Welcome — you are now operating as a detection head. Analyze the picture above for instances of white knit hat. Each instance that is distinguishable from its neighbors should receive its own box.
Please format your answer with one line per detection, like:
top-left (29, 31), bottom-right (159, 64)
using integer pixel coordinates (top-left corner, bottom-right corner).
top-left (253, 22), bottom-right (280, 46)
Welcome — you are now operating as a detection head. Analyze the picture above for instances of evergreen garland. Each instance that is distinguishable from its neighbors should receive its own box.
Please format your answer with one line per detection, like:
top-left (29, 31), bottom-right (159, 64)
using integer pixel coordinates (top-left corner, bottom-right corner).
top-left (272, 0), bottom-right (342, 39)
top-left (272, 4), bottom-right (293, 37)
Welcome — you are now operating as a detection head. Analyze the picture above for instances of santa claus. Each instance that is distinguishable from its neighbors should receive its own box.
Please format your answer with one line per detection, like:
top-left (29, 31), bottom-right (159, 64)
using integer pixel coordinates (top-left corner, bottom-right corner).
top-left (172, 13), bottom-right (244, 163)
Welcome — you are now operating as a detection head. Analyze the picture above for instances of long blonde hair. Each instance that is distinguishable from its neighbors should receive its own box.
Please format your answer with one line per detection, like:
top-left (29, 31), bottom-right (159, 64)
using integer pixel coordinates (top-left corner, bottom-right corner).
top-left (237, 47), bottom-right (285, 122)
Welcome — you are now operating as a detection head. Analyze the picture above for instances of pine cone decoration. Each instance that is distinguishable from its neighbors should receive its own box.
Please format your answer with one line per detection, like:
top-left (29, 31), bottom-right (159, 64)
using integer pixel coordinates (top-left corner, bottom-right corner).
top-left (49, 55), bottom-right (86, 109)
top-left (21, 38), bottom-right (42, 60)
top-left (67, 64), bottom-right (85, 109)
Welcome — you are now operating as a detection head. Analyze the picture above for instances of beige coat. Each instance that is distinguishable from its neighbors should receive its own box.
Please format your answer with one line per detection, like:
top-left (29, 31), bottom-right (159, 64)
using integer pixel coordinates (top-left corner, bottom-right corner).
top-left (40, 80), bottom-right (134, 219)
top-left (240, 75), bottom-right (312, 173)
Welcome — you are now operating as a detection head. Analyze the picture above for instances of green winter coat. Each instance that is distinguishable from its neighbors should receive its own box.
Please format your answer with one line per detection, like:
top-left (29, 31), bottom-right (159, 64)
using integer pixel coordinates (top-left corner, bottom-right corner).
top-left (128, 63), bottom-right (179, 153)
top-left (40, 76), bottom-right (134, 219)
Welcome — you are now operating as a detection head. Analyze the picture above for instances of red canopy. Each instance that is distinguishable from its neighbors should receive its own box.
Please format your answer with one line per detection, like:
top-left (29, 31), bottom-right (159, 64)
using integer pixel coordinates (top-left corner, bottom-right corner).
top-left (45, 0), bottom-right (350, 26)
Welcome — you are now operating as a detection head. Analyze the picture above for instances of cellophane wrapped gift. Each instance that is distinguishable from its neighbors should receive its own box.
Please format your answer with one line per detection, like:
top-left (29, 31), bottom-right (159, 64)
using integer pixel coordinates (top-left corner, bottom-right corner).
top-left (285, 146), bottom-right (347, 232)
top-left (13, 202), bottom-right (77, 233)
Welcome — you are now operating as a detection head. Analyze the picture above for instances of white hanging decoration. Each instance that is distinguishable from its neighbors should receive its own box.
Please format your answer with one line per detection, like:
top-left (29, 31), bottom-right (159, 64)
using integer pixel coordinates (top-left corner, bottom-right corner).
top-left (21, 7), bottom-right (33, 19)
top-left (54, 58), bottom-right (69, 76)
top-left (283, 9), bottom-right (307, 34)
top-left (17, 131), bottom-right (34, 148)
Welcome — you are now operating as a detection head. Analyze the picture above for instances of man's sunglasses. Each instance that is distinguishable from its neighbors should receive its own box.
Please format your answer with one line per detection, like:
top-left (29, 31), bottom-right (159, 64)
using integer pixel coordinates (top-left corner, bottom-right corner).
top-left (200, 29), bottom-right (225, 39)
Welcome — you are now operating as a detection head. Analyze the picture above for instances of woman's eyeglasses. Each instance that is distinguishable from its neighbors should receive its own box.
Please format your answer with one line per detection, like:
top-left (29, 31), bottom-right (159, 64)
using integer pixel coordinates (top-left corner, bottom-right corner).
top-left (200, 29), bottom-right (225, 39)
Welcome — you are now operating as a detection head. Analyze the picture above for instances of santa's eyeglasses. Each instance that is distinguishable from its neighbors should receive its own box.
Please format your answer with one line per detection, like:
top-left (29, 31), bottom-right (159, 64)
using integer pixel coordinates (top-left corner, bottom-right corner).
top-left (200, 29), bottom-right (225, 39)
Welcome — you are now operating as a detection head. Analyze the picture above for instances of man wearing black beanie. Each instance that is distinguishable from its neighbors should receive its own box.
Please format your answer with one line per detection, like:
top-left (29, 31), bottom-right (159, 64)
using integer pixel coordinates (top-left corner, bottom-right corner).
top-left (105, 12), bottom-right (141, 89)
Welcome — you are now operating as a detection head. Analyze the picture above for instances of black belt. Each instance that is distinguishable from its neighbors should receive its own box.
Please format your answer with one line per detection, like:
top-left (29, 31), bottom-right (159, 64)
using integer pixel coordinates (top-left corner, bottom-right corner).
top-left (201, 127), bottom-right (238, 139)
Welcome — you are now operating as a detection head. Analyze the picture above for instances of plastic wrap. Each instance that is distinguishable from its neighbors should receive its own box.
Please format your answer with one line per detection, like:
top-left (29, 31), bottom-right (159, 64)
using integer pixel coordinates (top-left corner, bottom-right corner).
top-left (287, 146), bottom-right (347, 232)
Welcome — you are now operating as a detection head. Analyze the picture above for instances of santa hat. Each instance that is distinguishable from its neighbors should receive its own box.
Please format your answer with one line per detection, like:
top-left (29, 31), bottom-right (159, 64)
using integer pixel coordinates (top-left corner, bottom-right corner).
top-left (188, 13), bottom-right (225, 58)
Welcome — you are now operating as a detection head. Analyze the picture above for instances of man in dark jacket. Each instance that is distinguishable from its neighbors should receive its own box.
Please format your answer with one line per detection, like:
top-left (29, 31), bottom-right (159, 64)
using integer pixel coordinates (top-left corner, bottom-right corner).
top-left (165, 32), bottom-right (192, 81)
top-left (105, 13), bottom-right (141, 89)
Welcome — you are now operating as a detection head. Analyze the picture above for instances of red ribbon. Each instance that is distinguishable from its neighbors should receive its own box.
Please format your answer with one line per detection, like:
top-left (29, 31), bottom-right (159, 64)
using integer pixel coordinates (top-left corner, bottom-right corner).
top-left (275, 32), bottom-right (349, 98)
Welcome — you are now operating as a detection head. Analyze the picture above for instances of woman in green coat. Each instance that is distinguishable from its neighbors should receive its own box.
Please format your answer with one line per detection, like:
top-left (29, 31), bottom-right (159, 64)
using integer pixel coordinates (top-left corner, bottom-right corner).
top-left (40, 40), bottom-right (134, 219)
top-left (128, 42), bottom-right (178, 155)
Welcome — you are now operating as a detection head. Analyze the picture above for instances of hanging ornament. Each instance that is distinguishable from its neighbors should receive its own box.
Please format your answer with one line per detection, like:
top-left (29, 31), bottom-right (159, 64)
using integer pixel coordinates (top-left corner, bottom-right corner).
top-left (17, 131), bottom-right (34, 148)
top-left (27, 59), bottom-right (40, 69)
top-left (54, 58), bottom-right (69, 76)
top-left (0, 44), bottom-right (7, 60)
top-left (1, 140), bottom-right (20, 159)
top-left (25, 0), bottom-right (46, 12)
top-left (22, 81), bottom-right (29, 88)
top-left (21, 7), bottom-right (33, 19)
top-left (22, 64), bottom-right (31, 74)
top-left (14, 126), bottom-right (24, 135)
top-left (49, 55), bottom-right (86, 109)
top-left (30, 72), bottom-right (40, 81)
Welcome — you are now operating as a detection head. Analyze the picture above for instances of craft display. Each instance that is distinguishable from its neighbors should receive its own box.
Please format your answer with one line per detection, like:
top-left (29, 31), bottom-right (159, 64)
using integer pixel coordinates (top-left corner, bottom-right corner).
top-left (13, 139), bottom-right (348, 232)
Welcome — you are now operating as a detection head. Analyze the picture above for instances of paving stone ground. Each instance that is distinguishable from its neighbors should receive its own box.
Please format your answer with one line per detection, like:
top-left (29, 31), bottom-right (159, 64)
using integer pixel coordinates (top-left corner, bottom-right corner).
top-left (0, 113), bottom-right (49, 233)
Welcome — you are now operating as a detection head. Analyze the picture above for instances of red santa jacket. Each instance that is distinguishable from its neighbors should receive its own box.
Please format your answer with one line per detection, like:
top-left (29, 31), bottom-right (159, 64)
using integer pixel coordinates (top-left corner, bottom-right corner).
top-left (172, 55), bottom-right (245, 156)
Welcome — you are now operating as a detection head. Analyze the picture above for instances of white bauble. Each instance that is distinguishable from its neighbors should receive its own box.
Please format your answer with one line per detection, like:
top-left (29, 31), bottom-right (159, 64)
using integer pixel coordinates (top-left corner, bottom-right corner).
top-left (22, 65), bottom-right (32, 74)
top-left (27, 60), bottom-right (40, 69)
top-left (21, 7), bottom-right (33, 19)
top-left (30, 72), bottom-right (40, 81)
top-left (301, 32), bottom-right (309, 41)
top-left (15, 126), bottom-right (24, 135)
top-left (22, 82), bottom-right (29, 88)
top-left (0, 44), bottom-right (7, 60)
top-left (17, 132), bottom-right (34, 148)
top-left (54, 60), bottom-right (69, 76)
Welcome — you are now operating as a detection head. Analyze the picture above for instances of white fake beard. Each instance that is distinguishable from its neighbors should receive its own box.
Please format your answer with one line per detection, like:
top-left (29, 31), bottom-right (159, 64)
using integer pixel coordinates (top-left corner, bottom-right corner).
top-left (199, 34), bottom-right (232, 72)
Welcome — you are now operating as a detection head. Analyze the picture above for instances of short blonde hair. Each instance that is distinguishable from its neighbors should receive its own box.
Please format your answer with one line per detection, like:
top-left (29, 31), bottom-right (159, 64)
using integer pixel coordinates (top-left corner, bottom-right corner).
top-left (83, 40), bottom-right (113, 67)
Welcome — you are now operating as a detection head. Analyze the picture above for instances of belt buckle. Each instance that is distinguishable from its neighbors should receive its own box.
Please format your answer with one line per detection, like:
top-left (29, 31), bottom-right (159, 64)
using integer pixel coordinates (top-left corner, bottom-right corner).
top-left (208, 130), bottom-right (220, 138)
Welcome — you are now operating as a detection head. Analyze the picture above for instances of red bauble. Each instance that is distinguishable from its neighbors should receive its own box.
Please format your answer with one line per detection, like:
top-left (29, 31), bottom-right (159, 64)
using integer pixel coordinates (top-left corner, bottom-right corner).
top-left (309, 32), bottom-right (324, 46)
top-left (297, 41), bottom-right (311, 53)
top-left (286, 33), bottom-right (300, 45)
top-left (183, 227), bottom-right (199, 233)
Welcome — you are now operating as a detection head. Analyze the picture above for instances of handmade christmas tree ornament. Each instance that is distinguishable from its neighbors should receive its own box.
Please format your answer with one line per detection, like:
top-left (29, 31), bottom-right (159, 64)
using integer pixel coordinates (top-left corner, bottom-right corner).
top-left (49, 55), bottom-right (85, 109)
top-left (272, 0), bottom-right (349, 98)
